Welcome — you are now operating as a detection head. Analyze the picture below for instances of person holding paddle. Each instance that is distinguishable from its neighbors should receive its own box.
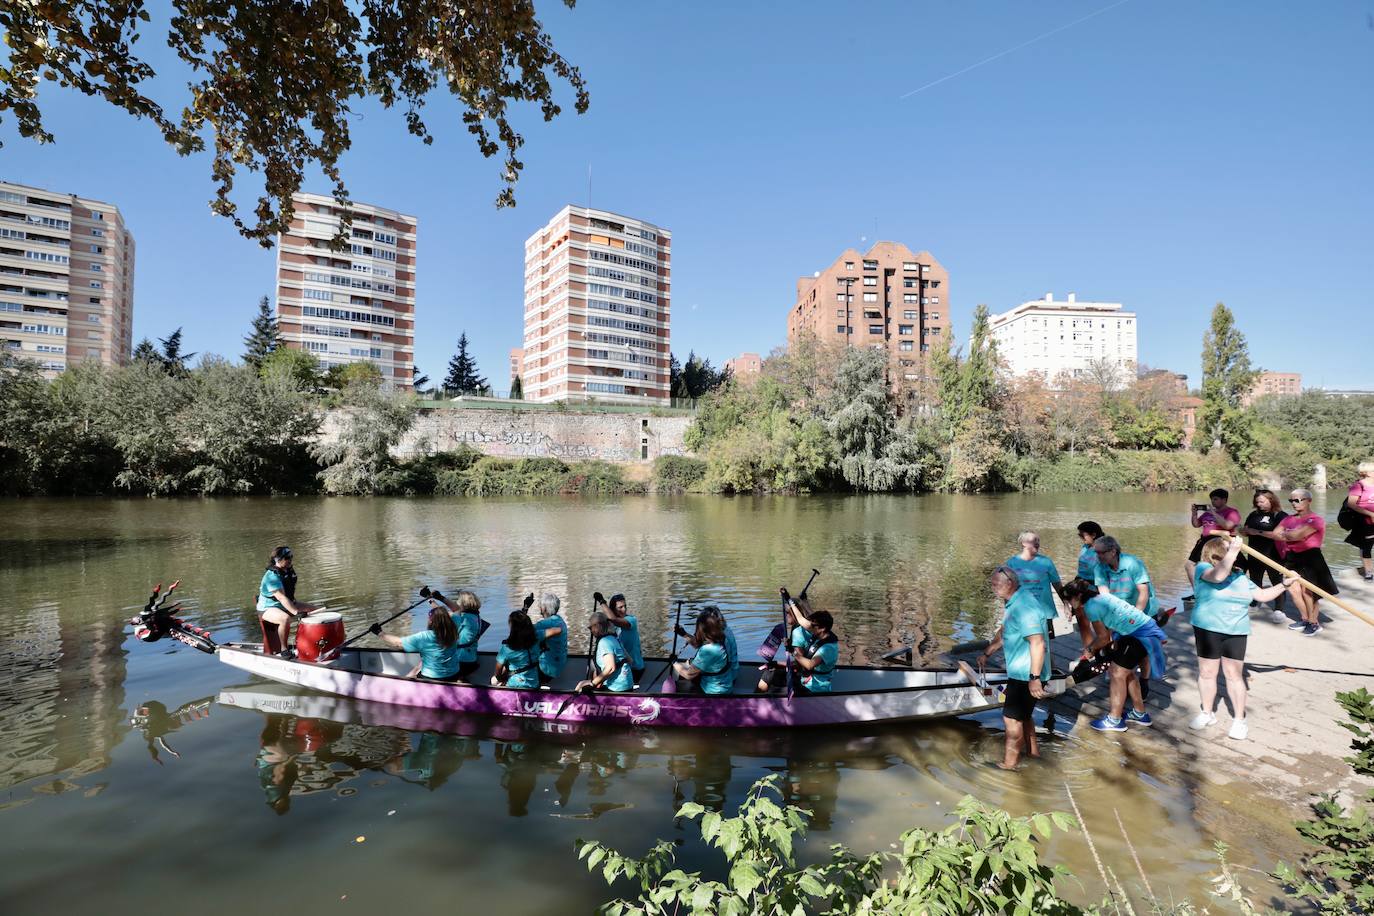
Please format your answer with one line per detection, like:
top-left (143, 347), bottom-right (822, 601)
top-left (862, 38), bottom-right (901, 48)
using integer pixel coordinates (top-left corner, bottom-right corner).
top-left (605, 593), bottom-right (645, 687)
top-left (976, 566), bottom-right (1048, 769)
top-left (1188, 537), bottom-right (1296, 740)
top-left (256, 546), bottom-right (318, 659)
top-left (1344, 462), bottom-right (1374, 581)
top-left (493, 611), bottom-right (540, 689)
top-left (576, 611), bottom-right (634, 693)
top-left (1240, 489), bottom-right (1289, 623)
top-left (1268, 489), bottom-right (1338, 636)
top-left (372, 604), bottom-right (462, 681)
top-left (533, 593), bottom-right (568, 686)
top-left (789, 610), bottom-right (839, 696)
top-left (430, 588), bottom-right (485, 680)
top-left (673, 608), bottom-right (735, 694)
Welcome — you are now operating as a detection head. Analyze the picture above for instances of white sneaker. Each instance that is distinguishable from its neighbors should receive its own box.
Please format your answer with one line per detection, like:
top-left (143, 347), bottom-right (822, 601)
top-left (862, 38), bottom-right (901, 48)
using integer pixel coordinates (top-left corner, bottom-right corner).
top-left (1228, 718), bottom-right (1248, 741)
top-left (1270, 608), bottom-right (1288, 624)
top-left (1188, 710), bottom-right (1217, 730)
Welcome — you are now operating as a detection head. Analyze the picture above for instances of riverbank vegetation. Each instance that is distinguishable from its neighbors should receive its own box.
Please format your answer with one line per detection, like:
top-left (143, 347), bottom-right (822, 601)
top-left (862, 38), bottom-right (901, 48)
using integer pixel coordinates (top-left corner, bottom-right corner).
top-left (579, 688), bottom-right (1374, 914)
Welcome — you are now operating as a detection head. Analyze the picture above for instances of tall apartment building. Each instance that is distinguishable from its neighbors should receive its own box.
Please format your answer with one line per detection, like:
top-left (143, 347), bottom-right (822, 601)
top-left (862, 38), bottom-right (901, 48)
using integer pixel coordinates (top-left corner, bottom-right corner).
top-left (0, 180), bottom-right (134, 378)
top-left (724, 352), bottom-right (763, 378)
top-left (988, 293), bottom-right (1137, 386)
top-left (787, 243), bottom-right (948, 382)
top-left (1242, 371), bottom-right (1301, 406)
top-left (275, 192), bottom-right (417, 387)
top-left (522, 205), bottom-right (670, 405)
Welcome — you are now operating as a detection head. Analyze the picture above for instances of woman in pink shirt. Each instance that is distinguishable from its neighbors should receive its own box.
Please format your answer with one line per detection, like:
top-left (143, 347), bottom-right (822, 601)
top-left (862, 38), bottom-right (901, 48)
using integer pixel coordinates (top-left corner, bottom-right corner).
top-left (1344, 461), bottom-right (1374, 581)
top-left (1262, 489), bottom-right (1338, 636)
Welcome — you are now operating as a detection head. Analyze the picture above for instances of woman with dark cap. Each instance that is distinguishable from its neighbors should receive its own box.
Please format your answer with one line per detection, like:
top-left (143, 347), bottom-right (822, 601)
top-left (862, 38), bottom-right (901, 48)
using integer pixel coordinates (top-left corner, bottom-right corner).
top-left (256, 546), bottom-right (318, 658)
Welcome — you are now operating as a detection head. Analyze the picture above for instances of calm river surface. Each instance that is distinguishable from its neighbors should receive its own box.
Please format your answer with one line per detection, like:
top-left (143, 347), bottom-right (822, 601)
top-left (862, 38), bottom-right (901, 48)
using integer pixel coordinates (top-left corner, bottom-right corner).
top-left (1, 493), bottom-right (1347, 913)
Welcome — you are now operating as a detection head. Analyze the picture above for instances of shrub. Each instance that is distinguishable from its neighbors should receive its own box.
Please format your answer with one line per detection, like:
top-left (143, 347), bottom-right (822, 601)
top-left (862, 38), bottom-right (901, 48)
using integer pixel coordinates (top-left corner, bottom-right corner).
top-left (651, 455), bottom-right (707, 493)
top-left (1007, 449), bottom-right (1244, 493)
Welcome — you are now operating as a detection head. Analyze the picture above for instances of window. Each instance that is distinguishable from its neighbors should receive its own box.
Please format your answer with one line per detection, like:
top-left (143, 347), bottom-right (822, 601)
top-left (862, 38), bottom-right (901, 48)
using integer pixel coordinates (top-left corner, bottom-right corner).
top-left (90, 245), bottom-right (103, 253)
top-left (903, 262), bottom-right (918, 271)
top-left (89, 280), bottom-right (102, 288)
top-left (931, 296), bottom-right (939, 304)
top-left (91, 212), bottom-right (104, 221)
top-left (836, 324), bottom-right (847, 334)
top-left (899, 341), bottom-right (914, 351)
top-left (844, 261), bottom-right (854, 270)
top-left (868, 324), bottom-right (883, 335)
top-left (89, 263), bottom-right (102, 271)
top-left (87, 314), bottom-right (100, 322)
top-left (863, 292), bottom-right (877, 302)
top-left (929, 311), bottom-right (940, 320)
top-left (903, 294), bottom-right (917, 304)
top-left (304, 288), bottom-right (332, 301)
top-left (902, 278), bottom-right (917, 288)
top-left (587, 382), bottom-right (627, 394)
top-left (91, 228), bottom-right (104, 237)
top-left (899, 325), bottom-right (913, 335)
top-left (903, 310), bottom-right (916, 320)
top-left (305, 341), bottom-right (329, 352)
top-left (864, 310), bottom-right (881, 319)
top-left (835, 308), bottom-right (845, 317)
top-left (863, 260), bottom-right (878, 270)
top-left (863, 276), bottom-right (877, 286)
top-left (89, 296), bottom-right (100, 304)
top-left (88, 331), bottom-right (100, 339)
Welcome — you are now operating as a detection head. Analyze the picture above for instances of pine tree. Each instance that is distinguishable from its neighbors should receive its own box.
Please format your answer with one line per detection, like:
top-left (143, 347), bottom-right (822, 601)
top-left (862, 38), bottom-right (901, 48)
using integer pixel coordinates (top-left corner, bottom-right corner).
top-left (442, 332), bottom-right (486, 395)
top-left (131, 338), bottom-right (159, 363)
top-left (243, 296), bottom-right (281, 368)
top-left (509, 375), bottom-right (523, 400)
top-left (412, 365), bottom-right (430, 390)
top-left (1199, 302), bottom-right (1258, 461)
top-left (158, 327), bottom-right (195, 376)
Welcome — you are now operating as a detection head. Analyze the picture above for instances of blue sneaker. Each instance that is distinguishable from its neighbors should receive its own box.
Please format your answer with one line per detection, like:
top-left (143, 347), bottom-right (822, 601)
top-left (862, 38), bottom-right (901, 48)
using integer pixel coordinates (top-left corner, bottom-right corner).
top-left (1091, 715), bottom-right (1127, 732)
top-left (1125, 709), bottom-right (1153, 727)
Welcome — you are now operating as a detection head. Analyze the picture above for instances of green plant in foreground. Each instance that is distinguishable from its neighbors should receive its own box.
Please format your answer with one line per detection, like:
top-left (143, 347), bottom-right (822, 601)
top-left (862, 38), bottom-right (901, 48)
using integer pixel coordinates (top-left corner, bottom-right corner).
top-left (1275, 687), bottom-right (1374, 914)
top-left (577, 774), bottom-right (1083, 915)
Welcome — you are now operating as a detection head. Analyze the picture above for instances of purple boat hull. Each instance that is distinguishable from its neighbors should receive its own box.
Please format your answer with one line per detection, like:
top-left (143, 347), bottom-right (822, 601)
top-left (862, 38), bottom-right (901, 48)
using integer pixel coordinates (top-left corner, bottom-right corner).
top-left (217, 644), bottom-right (1065, 729)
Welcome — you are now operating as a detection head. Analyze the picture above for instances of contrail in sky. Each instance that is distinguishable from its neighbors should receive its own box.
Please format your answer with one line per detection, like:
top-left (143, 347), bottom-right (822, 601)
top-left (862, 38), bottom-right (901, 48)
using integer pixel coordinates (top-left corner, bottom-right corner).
top-left (898, 0), bottom-right (1134, 100)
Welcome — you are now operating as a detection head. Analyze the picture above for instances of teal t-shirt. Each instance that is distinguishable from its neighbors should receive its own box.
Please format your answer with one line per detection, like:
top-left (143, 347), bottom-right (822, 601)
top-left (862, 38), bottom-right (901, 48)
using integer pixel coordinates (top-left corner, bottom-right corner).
top-left (693, 643), bottom-right (734, 695)
top-left (1084, 593), bottom-right (1152, 636)
top-left (1005, 553), bottom-right (1062, 620)
top-left (534, 615), bottom-right (567, 679)
top-left (790, 625), bottom-right (813, 651)
top-left (1077, 543), bottom-right (1098, 581)
top-left (1094, 553), bottom-right (1159, 616)
top-left (1002, 589), bottom-right (1051, 682)
top-left (596, 635), bottom-right (633, 693)
top-left (451, 612), bottom-right (481, 663)
top-left (723, 624), bottom-right (739, 674)
top-left (257, 569), bottom-right (286, 611)
top-left (401, 629), bottom-right (461, 679)
top-left (617, 615), bottom-right (644, 669)
top-left (1191, 563), bottom-right (1256, 636)
top-left (497, 643), bottom-right (539, 689)
top-left (802, 640), bottom-right (840, 693)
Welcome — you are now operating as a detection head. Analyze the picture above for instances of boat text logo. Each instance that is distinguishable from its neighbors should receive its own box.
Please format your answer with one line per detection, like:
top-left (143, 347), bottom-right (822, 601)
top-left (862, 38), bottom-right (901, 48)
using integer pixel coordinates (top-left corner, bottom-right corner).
top-left (520, 697), bottom-right (661, 723)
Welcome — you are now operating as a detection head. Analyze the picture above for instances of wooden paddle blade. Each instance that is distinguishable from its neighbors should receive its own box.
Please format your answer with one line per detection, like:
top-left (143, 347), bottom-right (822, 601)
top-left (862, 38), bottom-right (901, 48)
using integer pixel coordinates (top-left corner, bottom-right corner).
top-left (879, 646), bottom-right (913, 666)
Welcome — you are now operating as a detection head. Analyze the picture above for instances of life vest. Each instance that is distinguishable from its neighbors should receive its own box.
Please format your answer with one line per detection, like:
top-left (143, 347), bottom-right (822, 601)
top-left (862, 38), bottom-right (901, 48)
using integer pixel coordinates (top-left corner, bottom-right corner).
top-left (803, 634), bottom-right (839, 674)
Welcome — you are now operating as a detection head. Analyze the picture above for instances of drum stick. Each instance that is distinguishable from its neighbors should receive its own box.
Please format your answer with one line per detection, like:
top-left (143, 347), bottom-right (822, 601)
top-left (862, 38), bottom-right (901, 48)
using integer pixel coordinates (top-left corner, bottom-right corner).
top-left (1230, 538), bottom-right (1374, 628)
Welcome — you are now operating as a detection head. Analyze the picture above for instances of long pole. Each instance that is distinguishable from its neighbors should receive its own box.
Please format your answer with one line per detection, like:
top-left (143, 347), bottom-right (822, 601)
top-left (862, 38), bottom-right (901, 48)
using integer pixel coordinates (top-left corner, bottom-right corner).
top-left (645, 600), bottom-right (684, 690)
top-left (1231, 537), bottom-right (1374, 628)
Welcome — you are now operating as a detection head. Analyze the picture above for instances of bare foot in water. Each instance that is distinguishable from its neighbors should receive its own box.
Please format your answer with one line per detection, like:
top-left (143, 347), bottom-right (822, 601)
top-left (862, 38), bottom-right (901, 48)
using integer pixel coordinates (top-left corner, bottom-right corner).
top-left (996, 762), bottom-right (1017, 770)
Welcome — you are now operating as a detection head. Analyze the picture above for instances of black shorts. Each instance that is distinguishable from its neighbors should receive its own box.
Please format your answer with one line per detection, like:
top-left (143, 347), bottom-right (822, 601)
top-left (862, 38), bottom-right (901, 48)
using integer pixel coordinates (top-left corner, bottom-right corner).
top-left (1283, 548), bottom-right (1338, 596)
top-left (1193, 626), bottom-right (1247, 661)
top-left (631, 666), bottom-right (645, 686)
top-left (1188, 534), bottom-right (1222, 564)
top-left (538, 670), bottom-right (554, 685)
top-left (457, 660), bottom-right (480, 680)
top-left (1104, 635), bottom-right (1147, 669)
top-left (1002, 678), bottom-right (1037, 722)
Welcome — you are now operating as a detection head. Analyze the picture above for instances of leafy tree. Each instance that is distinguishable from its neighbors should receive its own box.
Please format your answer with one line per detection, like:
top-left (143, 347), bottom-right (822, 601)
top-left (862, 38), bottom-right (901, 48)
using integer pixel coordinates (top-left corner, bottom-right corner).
top-left (1199, 302), bottom-right (1258, 462)
top-left (2, 0), bottom-right (589, 244)
top-left (825, 347), bottom-right (931, 491)
top-left (104, 358), bottom-right (195, 494)
top-left (243, 296), bottom-right (281, 369)
top-left (0, 355), bottom-right (56, 495)
top-left (1254, 391), bottom-right (1374, 485)
top-left (509, 375), bottom-right (524, 400)
top-left (310, 382), bottom-right (418, 494)
top-left (443, 332), bottom-right (487, 395)
top-left (325, 360), bottom-right (384, 391)
top-left (670, 350), bottom-right (730, 400)
top-left (157, 327), bottom-right (196, 377)
top-left (260, 346), bottom-right (323, 390)
top-left (1049, 372), bottom-right (1110, 456)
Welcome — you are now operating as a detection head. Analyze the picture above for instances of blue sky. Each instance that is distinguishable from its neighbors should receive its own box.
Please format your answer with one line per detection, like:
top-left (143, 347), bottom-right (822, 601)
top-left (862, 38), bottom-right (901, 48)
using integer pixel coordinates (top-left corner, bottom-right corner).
top-left (3, 1), bottom-right (1371, 389)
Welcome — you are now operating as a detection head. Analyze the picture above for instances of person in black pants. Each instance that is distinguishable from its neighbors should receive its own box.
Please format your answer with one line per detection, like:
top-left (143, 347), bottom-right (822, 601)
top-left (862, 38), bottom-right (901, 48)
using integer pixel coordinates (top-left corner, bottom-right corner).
top-left (1240, 489), bottom-right (1288, 622)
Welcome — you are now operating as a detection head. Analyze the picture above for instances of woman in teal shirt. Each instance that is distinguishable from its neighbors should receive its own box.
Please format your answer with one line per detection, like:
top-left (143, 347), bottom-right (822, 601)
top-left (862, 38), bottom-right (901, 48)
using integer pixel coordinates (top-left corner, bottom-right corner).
top-left (494, 611), bottom-right (540, 689)
top-left (533, 592), bottom-right (567, 685)
top-left (256, 546), bottom-right (318, 657)
top-left (607, 593), bottom-right (645, 686)
top-left (1005, 530), bottom-right (1065, 631)
top-left (577, 611), bottom-right (633, 693)
top-left (674, 609), bottom-right (735, 695)
top-left (375, 606), bottom-right (460, 680)
top-left (976, 568), bottom-right (1049, 769)
top-left (1189, 537), bottom-right (1293, 740)
top-left (790, 610), bottom-right (839, 695)
top-left (431, 588), bottom-right (485, 681)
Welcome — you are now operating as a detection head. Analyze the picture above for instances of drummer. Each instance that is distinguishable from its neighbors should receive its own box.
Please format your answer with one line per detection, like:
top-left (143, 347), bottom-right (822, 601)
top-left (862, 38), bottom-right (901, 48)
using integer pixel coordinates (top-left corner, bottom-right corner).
top-left (257, 546), bottom-right (318, 658)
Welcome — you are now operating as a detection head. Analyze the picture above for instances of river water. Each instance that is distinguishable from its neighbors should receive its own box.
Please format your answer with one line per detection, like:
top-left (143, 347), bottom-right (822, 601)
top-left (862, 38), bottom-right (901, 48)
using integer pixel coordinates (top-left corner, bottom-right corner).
top-left (0, 493), bottom-right (1347, 913)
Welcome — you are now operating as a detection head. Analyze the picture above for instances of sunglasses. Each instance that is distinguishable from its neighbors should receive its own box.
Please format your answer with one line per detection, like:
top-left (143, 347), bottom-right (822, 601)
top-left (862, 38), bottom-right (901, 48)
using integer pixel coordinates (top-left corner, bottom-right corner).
top-left (1288, 498), bottom-right (1308, 504)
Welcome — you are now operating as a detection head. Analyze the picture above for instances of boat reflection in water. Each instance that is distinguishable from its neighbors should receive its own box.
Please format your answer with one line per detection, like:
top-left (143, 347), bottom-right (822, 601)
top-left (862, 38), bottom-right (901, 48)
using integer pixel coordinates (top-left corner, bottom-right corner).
top-left (214, 683), bottom-right (970, 826)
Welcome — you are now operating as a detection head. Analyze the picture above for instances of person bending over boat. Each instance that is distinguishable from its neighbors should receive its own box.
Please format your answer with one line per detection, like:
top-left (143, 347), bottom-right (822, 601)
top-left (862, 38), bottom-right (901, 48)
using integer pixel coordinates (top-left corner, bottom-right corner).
top-left (372, 604), bottom-right (462, 681)
top-left (1059, 578), bottom-right (1167, 733)
top-left (534, 593), bottom-right (567, 686)
top-left (790, 610), bottom-right (839, 696)
top-left (494, 611), bottom-right (540, 689)
top-left (577, 611), bottom-right (634, 693)
top-left (1076, 521), bottom-right (1106, 581)
top-left (1189, 537), bottom-right (1294, 740)
top-left (977, 566), bottom-right (1049, 769)
top-left (1006, 531), bottom-right (1066, 639)
top-left (673, 608), bottom-right (735, 695)
top-left (429, 588), bottom-right (484, 681)
top-left (257, 546), bottom-right (318, 658)
top-left (606, 593), bottom-right (645, 687)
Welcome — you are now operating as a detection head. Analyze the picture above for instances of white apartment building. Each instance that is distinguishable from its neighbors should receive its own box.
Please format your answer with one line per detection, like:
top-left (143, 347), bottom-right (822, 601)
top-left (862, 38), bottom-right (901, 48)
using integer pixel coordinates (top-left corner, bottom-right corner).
top-left (275, 192), bottom-right (417, 387)
top-left (988, 293), bottom-right (1137, 386)
top-left (0, 180), bottom-right (135, 378)
top-left (521, 205), bottom-right (670, 405)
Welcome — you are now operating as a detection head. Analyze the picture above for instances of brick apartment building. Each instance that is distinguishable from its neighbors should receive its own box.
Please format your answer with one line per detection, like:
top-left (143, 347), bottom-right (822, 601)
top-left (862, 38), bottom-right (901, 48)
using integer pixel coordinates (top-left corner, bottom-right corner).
top-left (275, 192), bottom-right (417, 388)
top-left (0, 180), bottom-right (134, 377)
top-left (1243, 371), bottom-right (1301, 406)
top-left (521, 205), bottom-right (671, 405)
top-left (787, 242), bottom-right (947, 385)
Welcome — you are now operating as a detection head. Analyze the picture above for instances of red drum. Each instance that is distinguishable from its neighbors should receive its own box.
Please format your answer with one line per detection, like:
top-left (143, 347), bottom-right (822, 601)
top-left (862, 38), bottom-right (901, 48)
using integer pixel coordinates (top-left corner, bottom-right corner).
top-left (296, 612), bottom-right (345, 662)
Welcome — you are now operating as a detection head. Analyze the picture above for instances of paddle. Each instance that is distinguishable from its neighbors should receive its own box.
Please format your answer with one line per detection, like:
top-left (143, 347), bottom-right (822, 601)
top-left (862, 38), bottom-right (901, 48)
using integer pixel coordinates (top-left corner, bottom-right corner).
top-left (645, 600), bottom-right (684, 693)
top-left (1230, 537), bottom-right (1374, 627)
top-left (555, 622), bottom-right (599, 719)
top-left (337, 586), bottom-right (432, 652)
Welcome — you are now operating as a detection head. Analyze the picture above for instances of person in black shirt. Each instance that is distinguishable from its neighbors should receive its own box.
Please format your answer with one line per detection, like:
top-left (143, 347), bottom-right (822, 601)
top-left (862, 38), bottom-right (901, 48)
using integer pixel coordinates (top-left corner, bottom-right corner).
top-left (1240, 489), bottom-right (1288, 621)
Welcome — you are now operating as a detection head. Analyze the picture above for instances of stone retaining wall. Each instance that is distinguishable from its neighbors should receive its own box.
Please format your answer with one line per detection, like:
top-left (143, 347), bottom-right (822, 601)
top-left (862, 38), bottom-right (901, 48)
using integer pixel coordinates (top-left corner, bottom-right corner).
top-left (386, 408), bottom-right (694, 463)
